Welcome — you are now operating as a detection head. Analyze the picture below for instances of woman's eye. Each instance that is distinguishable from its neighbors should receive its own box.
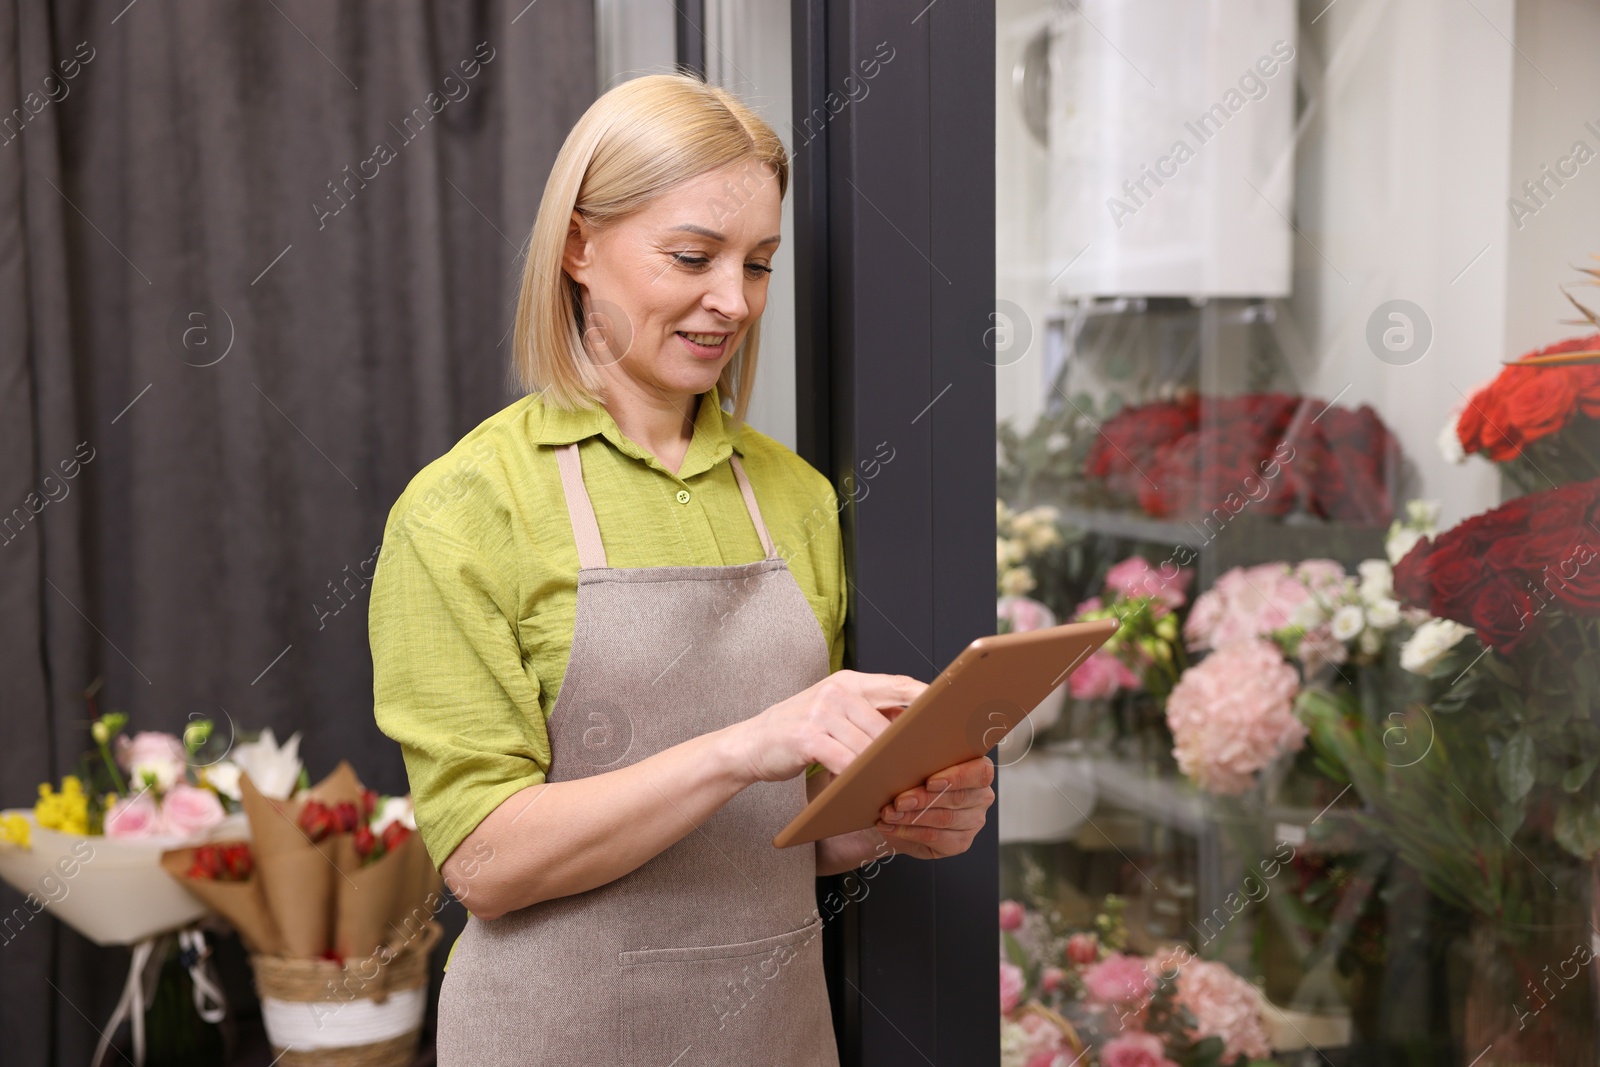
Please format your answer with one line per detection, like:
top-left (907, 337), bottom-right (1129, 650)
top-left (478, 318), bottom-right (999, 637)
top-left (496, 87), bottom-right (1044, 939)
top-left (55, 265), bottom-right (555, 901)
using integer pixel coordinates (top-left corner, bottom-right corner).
top-left (671, 253), bottom-right (773, 277)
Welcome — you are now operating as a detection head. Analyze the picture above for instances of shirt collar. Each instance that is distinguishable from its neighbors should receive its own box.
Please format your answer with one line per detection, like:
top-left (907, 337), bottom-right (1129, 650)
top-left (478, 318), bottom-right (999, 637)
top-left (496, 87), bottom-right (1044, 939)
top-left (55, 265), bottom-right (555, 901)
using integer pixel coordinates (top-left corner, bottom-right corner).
top-left (528, 384), bottom-right (745, 479)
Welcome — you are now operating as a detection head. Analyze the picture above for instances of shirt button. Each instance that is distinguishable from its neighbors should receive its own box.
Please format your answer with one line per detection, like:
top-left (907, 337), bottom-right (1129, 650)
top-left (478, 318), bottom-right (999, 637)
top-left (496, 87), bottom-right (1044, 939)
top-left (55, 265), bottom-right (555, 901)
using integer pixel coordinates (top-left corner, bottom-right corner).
top-left (675, 489), bottom-right (691, 504)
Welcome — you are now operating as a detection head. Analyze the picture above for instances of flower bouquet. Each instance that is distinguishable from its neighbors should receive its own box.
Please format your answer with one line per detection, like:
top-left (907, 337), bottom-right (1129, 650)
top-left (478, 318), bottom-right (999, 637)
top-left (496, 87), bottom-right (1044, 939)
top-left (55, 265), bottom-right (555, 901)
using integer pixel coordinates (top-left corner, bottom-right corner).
top-left (999, 895), bottom-right (1278, 1066)
top-left (1083, 392), bottom-right (1400, 525)
top-left (0, 700), bottom-right (247, 947)
top-left (163, 758), bottom-right (444, 1066)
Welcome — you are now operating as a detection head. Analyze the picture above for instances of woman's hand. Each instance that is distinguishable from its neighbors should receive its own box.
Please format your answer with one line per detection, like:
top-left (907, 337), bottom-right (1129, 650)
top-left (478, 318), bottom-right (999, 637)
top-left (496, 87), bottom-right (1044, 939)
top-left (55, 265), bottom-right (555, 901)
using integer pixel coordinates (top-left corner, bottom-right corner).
top-left (735, 669), bottom-right (926, 783)
top-left (871, 754), bottom-right (995, 860)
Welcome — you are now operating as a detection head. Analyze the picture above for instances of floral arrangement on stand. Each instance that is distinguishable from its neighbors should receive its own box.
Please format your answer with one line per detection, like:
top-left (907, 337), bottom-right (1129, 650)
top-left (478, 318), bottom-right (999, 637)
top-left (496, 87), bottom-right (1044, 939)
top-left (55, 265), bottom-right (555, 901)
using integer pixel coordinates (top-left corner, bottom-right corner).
top-left (1292, 298), bottom-right (1600, 1060)
top-left (1083, 393), bottom-right (1400, 524)
top-left (999, 895), bottom-right (1276, 1067)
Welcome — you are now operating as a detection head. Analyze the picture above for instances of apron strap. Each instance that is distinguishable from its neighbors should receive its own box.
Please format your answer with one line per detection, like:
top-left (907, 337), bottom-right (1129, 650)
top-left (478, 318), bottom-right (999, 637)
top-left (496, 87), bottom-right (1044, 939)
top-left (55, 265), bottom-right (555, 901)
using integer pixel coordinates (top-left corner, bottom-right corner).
top-left (555, 441), bottom-right (778, 568)
top-left (728, 454), bottom-right (777, 560)
top-left (556, 442), bottom-right (608, 569)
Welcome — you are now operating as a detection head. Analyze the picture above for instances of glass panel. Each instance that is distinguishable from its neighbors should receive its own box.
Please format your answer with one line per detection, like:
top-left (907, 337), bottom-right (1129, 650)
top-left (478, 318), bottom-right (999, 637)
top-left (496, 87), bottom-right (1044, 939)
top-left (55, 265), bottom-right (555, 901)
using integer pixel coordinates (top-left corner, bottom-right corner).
top-left (994, 2), bottom-right (1600, 1064)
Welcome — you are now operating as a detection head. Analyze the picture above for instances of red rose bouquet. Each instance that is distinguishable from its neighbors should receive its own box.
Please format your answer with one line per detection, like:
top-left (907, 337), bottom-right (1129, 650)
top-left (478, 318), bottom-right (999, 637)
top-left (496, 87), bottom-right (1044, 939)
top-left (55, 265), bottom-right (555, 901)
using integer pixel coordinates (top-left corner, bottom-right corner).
top-left (1085, 393), bottom-right (1400, 525)
top-left (1449, 333), bottom-right (1600, 485)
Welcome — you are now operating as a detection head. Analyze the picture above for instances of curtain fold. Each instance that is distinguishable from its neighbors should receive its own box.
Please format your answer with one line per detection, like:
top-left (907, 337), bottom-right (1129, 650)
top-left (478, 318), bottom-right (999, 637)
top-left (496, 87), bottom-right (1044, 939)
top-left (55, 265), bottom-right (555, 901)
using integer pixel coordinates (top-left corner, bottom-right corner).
top-left (0, 2), bottom-right (595, 1063)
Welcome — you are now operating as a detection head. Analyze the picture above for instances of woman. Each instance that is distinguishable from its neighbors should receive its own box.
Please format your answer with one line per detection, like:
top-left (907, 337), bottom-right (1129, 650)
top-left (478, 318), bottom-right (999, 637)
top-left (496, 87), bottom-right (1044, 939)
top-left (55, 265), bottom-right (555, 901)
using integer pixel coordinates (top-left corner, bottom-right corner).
top-left (370, 73), bottom-right (995, 1065)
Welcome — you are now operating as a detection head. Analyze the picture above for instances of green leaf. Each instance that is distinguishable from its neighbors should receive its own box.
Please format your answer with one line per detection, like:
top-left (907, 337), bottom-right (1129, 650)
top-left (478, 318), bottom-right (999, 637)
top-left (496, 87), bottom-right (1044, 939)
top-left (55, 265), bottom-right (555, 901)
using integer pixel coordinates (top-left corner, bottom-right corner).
top-left (1002, 931), bottom-right (1028, 971)
top-left (1554, 800), bottom-right (1600, 859)
top-left (1498, 731), bottom-right (1536, 801)
top-left (1563, 757), bottom-right (1598, 794)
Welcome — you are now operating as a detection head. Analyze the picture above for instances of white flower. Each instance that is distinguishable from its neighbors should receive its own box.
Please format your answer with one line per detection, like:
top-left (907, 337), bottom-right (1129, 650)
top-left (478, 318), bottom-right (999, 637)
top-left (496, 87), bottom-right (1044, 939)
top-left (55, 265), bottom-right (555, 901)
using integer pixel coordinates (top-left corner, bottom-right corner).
top-left (371, 795), bottom-right (416, 835)
top-left (1386, 527), bottom-right (1424, 566)
top-left (1357, 559), bottom-right (1394, 604)
top-left (1366, 597), bottom-right (1401, 629)
top-left (1405, 499), bottom-right (1441, 528)
top-left (231, 728), bottom-right (304, 800)
top-left (1400, 618), bottom-right (1473, 674)
top-left (1438, 409), bottom-right (1465, 464)
top-left (203, 762), bottom-right (242, 802)
top-left (1331, 604), bottom-right (1366, 642)
top-left (1359, 627), bottom-right (1384, 656)
top-left (1290, 598), bottom-right (1327, 630)
top-left (999, 566), bottom-right (1036, 596)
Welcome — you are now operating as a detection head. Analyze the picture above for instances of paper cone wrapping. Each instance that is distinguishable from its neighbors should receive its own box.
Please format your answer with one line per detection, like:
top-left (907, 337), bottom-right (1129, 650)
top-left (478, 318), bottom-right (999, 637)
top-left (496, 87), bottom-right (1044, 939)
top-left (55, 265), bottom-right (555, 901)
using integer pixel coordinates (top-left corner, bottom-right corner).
top-left (332, 834), bottom-right (404, 959)
top-left (159, 845), bottom-right (285, 955)
top-left (388, 830), bottom-right (443, 939)
top-left (240, 770), bottom-right (345, 958)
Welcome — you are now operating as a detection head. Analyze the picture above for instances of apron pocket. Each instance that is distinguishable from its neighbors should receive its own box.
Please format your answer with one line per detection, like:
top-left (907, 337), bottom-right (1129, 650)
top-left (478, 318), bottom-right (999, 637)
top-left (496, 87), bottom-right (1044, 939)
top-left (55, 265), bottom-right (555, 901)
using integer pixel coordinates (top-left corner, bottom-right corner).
top-left (619, 917), bottom-right (826, 1064)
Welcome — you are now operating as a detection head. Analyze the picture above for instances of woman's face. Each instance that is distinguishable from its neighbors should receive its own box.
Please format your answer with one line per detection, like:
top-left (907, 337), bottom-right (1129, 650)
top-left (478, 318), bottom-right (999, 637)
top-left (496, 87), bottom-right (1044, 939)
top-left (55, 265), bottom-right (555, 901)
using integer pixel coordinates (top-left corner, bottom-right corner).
top-left (563, 158), bottom-right (782, 406)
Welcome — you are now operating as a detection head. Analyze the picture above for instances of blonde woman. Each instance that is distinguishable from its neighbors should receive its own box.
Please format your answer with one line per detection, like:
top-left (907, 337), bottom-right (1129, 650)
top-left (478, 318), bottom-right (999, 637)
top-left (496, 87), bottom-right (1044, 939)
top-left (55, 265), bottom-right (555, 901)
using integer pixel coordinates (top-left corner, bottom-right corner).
top-left (370, 72), bottom-right (995, 1064)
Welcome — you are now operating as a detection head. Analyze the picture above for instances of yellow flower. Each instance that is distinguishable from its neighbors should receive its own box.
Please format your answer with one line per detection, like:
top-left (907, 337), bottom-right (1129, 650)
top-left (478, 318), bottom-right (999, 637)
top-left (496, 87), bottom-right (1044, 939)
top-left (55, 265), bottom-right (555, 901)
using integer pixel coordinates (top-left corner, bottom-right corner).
top-left (61, 775), bottom-right (83, 796)
top-left (0, 814), bottom-right (29, 849)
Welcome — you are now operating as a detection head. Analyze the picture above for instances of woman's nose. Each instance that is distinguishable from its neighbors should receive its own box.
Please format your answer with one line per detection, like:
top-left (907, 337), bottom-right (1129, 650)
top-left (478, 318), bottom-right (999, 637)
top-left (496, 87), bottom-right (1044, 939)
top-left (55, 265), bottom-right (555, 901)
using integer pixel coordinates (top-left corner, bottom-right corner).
top-left (702, 262), bottom-right (749, 321)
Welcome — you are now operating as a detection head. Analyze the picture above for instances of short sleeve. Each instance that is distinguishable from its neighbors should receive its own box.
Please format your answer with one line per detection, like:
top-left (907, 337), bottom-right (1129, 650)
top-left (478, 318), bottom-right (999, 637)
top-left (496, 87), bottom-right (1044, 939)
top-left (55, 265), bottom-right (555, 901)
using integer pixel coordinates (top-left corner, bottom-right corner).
top-left (370, 515), bottom-right (549, 870)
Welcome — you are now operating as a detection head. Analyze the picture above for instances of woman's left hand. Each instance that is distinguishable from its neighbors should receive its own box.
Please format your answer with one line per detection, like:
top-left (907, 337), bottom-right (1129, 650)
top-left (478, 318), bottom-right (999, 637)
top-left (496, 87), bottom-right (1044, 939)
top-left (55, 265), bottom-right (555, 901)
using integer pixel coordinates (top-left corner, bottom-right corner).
top-left (872, 754), bottom-right (995, 859)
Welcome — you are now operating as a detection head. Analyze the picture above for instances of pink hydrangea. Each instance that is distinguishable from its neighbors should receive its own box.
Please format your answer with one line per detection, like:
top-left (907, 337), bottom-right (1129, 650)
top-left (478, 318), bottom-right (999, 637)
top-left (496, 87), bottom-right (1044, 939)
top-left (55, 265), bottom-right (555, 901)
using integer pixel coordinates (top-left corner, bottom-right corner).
top-left (1081, 952), bottom-right (1154, 1007)
top-left (1174, 960), bottom-right (1272, 1064)
top-left (1068, 650), bottom-right (1141, 700)
top-left (1104, 557), bottom-right (1193, 613)
top-left (1001, 961), bottom-right (1026, 1015)
top-left (1166, 638), bottom-right (1304, 795)
top-left (1183, 561), bottom-right (1345, 651)
top-left (1101, 1033), bottom-right (1181, 1067)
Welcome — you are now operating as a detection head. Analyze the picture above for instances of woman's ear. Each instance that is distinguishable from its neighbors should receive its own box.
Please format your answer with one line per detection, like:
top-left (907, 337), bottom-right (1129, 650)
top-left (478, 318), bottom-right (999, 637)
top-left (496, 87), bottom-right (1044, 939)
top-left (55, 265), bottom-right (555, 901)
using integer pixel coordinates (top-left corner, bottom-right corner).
top-left (563, 210), bottom-right (593, 282)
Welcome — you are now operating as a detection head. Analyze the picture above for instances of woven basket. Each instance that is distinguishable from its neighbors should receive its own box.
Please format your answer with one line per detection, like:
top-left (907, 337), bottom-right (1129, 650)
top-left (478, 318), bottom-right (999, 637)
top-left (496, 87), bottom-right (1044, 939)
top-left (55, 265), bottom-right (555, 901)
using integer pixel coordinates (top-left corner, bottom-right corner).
top-left (249, 920), bottom-right (442, 1066)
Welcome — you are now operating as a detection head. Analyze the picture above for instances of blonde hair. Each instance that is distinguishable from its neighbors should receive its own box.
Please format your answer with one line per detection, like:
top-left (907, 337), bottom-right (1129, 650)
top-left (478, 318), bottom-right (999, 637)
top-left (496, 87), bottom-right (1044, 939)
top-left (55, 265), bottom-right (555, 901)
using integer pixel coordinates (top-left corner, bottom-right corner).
top-left (512, 73), bottom-right (789, 427)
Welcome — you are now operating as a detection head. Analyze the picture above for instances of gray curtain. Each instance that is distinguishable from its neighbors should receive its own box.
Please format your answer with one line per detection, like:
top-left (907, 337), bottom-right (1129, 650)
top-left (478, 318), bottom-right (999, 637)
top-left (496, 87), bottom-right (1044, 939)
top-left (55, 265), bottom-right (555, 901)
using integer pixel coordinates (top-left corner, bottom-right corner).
top-left (0, 1), bottom-right (595, 1063)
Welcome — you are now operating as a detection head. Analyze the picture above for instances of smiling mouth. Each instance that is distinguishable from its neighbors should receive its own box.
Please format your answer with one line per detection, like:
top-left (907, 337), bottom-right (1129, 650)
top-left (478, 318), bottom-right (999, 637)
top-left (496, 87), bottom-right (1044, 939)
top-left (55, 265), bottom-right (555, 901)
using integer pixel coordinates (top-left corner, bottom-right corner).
top-left (676, 331), bottom-right (731, 358)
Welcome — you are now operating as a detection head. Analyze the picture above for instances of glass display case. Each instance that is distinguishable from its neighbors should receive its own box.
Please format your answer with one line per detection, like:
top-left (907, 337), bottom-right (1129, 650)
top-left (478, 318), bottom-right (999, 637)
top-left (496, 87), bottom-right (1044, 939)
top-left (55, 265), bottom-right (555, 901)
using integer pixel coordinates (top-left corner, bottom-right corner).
top-left (993, 2), bottom-right (1600, 1064)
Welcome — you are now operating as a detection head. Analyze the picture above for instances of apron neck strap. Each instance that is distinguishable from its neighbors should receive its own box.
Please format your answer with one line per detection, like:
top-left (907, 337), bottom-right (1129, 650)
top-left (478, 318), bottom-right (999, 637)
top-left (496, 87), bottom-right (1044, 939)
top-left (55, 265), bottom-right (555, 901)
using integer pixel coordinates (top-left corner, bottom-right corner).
top-left (555, 442), bottom-right (779, 569)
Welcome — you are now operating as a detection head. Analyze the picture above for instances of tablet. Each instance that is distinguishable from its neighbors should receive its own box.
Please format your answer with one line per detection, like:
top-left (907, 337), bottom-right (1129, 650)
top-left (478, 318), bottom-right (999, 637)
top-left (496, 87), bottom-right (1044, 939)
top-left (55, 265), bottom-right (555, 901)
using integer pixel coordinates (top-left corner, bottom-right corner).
top-left (773, 617), bottom-right (1120, 848)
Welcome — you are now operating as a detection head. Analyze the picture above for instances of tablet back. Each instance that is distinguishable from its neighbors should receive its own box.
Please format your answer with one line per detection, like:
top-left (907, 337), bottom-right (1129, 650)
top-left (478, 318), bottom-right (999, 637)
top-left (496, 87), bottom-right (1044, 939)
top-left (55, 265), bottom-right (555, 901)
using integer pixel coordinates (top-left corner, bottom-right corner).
top-left (773, 617), bottom-right (1119, 847)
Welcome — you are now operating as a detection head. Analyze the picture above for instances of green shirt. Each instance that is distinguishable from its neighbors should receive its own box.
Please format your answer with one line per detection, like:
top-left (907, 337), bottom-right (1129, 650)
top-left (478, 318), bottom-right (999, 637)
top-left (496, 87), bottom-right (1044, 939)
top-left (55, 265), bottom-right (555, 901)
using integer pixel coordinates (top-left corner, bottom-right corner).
top-left (369, 385), bottom-right (847, 875)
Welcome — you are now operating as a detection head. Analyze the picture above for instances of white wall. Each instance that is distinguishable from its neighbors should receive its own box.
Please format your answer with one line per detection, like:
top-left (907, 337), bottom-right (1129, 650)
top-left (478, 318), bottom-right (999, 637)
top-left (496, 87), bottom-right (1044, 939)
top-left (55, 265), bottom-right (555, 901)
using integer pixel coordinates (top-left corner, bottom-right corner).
top-left (1504, 0), bottom-right (1600, 360)
top-left (593, 0), bottom-right (799, 450)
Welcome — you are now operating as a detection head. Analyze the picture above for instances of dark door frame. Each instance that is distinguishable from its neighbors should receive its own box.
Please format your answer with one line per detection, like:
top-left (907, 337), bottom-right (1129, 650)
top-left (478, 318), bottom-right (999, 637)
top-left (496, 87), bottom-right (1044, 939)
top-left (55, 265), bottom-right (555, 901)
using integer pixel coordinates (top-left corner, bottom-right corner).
top-left (791, 3), bottom-right (998, 1064)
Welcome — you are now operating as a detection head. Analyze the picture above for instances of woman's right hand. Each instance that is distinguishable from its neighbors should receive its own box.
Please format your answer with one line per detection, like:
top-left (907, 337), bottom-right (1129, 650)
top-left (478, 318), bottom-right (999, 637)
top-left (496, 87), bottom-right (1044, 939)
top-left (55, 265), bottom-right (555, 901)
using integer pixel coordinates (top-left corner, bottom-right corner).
top-left (735, 670), bottom-right (927, 783)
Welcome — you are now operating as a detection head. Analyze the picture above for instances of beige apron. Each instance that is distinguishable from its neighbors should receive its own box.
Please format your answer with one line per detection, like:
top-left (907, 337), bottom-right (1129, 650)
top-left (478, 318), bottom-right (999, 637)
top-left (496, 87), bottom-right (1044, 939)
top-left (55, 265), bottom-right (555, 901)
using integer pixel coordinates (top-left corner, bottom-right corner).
top-left (435, 439), bottom-right (840, 1067)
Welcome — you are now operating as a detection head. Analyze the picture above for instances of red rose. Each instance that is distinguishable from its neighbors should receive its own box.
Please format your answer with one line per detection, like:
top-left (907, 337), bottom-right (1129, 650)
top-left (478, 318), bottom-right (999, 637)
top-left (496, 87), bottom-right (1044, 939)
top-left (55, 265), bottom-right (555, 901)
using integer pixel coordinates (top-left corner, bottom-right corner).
top-left (1503, 368), bottom-right (1580, 443)
top-left (354, 823), bottom-right (377, 860)
top-left (1471, 576), bottom-right (1539, 650)
top-left (380, 822), bottom-right (410, 853)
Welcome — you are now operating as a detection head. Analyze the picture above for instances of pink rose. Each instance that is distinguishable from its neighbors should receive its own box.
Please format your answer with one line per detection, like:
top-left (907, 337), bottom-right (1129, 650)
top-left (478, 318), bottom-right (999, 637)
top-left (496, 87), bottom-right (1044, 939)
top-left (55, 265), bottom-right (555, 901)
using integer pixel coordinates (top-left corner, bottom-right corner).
top-left (160, 783), bottom-right (225, 838)
top-left (1174, 960), bottom-right (1272, 1064)
top-left (1018, 1010), bottom-right (1071, 1065)
top-left (1105, 557), bottom-right (1193, 613)
top-left (1041, 966), bottom-right (1067, 994)
top-left (1068, 651), bottom-right (1141, 700)
top-left (115, 731), bottom-right (188, 792)
top-left (104, 791), bottom-right (167, 838)
top-left (1000, 899), bottom-right (1025, 932)
top-left (1000, 961), bottom-right (1026, 1015)
top-left (1101, 1032), bottom-right (1180, 1067)
top-left (1065, 932), bottom-right (1100, 965)
top-left (1081, 952), bottom-right (1154, 1007)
